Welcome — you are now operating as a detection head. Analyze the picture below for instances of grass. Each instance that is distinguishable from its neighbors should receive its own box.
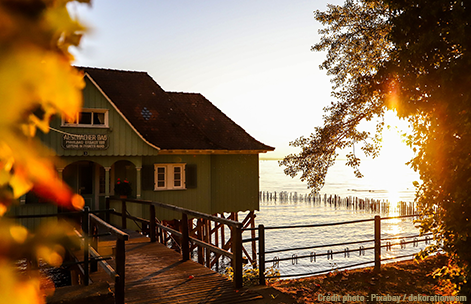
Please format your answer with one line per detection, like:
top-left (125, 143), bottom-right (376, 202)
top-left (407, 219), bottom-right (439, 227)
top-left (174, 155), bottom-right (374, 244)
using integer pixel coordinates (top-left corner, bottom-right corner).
top-left (267, 254), bottom-right (455, 303)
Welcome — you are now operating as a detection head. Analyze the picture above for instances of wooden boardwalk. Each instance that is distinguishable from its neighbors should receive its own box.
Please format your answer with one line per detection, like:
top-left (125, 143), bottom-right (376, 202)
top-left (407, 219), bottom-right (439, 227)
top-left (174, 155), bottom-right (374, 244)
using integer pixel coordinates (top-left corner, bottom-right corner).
top-left (91, 235), bottom-right (262, 303)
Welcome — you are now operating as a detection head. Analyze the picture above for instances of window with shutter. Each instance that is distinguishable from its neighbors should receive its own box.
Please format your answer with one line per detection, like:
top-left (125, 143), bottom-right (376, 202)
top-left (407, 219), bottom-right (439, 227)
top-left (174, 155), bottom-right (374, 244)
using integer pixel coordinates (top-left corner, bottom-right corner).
top-left (153, 163), bottom-right (186, 190)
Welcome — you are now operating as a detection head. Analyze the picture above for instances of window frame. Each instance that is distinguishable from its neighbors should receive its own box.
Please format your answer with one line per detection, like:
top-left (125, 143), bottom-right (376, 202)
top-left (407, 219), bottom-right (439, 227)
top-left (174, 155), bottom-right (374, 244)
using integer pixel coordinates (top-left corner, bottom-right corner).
top-left (62, 108), bottom-right (109, 128)
top-left (154, 163), bottom-right (186, 191)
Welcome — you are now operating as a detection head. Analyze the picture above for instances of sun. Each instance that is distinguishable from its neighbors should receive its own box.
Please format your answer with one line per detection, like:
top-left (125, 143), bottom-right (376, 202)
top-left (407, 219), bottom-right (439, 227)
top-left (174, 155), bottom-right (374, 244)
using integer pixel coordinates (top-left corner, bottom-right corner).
top-left (378, 112), bottom-right (419, 203)
top-left (359, 111), bottom-right (419, 206)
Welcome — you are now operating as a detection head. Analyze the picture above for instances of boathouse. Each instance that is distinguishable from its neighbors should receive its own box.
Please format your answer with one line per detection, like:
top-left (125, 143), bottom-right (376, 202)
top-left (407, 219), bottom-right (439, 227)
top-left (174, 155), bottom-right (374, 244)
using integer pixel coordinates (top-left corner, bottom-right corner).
top-left (21, 67), bottom-right (273, 221)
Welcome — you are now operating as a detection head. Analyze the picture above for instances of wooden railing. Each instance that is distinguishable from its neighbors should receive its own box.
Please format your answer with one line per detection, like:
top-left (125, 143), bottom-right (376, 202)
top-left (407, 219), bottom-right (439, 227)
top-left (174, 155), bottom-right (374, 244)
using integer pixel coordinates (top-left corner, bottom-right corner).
top-left (106, 198), bottom-right (244, 289)
top-left (8, 208), bottom-right (129, 304)
top-left (85, 208), bottom-right (129, 304)
top-left (248, 214), bottom-right (433, 285)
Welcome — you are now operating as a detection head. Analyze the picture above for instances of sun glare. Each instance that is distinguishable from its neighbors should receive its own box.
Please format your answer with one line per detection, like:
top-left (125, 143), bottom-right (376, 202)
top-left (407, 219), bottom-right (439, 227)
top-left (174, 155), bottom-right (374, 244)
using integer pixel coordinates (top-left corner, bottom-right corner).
top-left (360, 112), bottom-right (419, 206)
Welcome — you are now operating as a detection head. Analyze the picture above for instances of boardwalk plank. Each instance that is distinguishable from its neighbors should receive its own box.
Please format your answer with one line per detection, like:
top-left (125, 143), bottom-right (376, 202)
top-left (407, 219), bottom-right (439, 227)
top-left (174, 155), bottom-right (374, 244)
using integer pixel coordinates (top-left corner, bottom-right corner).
top-left (91, 237), bottom-right (261, 303)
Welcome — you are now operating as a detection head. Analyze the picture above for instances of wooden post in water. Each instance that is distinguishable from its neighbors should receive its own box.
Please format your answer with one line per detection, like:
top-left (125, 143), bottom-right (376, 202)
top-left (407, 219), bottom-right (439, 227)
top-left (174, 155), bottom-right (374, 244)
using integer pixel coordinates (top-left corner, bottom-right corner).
top-left (197, 219), bottom-right (204, 265)
top-left (258, 224), bottom-right (266, 286)
top-left (204, 219), bottom-right (210, 268)
top-left (220, 217), bottom-right (225, 255)
top-left (214, 217), bottom-right (220, 272)
top-left (374, 215), bottom-right (381, 273)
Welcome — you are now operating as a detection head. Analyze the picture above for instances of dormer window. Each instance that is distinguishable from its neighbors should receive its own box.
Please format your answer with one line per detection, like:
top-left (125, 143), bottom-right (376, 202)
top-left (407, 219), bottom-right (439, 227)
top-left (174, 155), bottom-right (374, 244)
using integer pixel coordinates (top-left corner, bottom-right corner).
top-left (62, 109), bottom-right (108, 128)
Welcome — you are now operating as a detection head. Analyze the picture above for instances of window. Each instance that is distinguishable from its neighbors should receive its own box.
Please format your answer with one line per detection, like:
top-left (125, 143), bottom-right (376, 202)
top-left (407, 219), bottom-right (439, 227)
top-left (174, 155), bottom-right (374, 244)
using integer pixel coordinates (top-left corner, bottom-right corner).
top-left (62, 109), bottom-right (108, 127)
top-left (154, 164), bottom-right (186, 190)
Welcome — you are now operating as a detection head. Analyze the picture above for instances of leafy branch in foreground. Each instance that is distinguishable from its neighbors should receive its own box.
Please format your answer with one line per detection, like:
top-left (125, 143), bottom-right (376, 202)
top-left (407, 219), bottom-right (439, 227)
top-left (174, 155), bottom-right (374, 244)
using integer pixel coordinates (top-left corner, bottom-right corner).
top-left (280, 0), bottom-right (391, 192)
top-left (0, 1), bottom-right (89, 303)
top-left (281, 0), bottom-right (471, 296)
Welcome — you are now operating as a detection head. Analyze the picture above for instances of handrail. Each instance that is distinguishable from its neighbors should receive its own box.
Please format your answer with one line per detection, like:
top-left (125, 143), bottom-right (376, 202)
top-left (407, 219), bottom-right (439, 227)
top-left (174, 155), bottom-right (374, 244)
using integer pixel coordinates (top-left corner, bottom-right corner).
top-left (90, 213), bottom-right (129, 240)
top-left (108, 208), bottom-right (236, 260)
top-left (7, 209), bottom-right (112, 219)
top-left (265, 239), bottom-right (376, 254)
top-left (107, 198), bottom-right (244, 289)
top-left (245, 214), bottom-right (420, 231)
top-left (115, 198), bottom-right (242, 228)
top-left (257, 215), bottom-right (431, 285)
top-left (246, 218), bottom-right (375, 231)
top-left (8, 207), bottom-right (126, 304)
top-left (381, 232), bottom-right (433, 241)
top-left (88, 209), bottom-right (128, 304)
top-left (266, 232), bottom-right (435, 255)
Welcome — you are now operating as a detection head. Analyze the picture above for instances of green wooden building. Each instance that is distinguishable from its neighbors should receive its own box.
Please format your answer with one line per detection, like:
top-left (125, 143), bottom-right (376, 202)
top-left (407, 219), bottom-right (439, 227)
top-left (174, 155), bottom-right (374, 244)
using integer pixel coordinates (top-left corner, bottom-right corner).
top-left (19, 67), bottom-right (273, 221)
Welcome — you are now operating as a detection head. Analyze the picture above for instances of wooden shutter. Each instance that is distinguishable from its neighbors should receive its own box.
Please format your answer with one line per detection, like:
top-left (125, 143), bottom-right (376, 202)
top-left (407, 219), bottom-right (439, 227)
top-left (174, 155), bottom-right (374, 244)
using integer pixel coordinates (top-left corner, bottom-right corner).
top-left (185, 164), bottom-right (197, 189)
top-left (141, 165), bottom-right (155, 191)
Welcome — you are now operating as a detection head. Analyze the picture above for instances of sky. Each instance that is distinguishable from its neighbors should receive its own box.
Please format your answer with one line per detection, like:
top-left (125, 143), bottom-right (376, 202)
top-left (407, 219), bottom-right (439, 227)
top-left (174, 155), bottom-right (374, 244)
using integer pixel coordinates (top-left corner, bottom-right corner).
top-left (70, 0), bottom-right (345, 160)
top-left (69, 0), bottom-right (419, 192)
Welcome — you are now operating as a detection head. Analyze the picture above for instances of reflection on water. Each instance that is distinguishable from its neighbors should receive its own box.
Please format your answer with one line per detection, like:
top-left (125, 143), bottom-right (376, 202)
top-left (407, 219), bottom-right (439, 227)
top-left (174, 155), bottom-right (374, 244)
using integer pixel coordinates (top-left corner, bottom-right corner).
top-left (250, 200), bottom-right (425, 278)
top-left (261, 159), bottom-right (419, 203)
top-left (252, 160), bottom-right (425, 278)
top-left (15, 259), bottom-right (71, 287)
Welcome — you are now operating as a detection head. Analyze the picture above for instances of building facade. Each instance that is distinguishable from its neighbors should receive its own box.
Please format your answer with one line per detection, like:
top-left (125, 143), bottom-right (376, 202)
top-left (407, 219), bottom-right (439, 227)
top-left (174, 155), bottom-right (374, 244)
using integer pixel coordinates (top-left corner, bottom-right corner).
top-left (22, 67), bottom-right (273, 220)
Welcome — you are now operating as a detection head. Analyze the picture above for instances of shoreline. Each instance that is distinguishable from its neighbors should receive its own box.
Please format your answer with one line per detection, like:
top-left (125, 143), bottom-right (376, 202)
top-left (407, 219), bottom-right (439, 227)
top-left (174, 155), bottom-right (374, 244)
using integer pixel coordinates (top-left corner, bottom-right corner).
top-left (259, 254), bottom-right (450, 304)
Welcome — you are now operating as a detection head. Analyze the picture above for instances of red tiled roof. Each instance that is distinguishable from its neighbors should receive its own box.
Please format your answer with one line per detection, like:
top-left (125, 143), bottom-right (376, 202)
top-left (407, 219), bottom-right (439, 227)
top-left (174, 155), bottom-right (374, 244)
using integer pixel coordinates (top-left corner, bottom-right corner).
top-left (79, 67), bottom-right (274, 152)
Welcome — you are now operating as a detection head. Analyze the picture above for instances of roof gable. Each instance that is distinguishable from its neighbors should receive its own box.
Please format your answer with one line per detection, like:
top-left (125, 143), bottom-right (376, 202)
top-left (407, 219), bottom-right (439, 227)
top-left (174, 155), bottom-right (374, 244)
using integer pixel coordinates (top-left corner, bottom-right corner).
top-left (168, 92), bottom-right (273, 151)
top-left (79, 67), bottom-right (274, 152)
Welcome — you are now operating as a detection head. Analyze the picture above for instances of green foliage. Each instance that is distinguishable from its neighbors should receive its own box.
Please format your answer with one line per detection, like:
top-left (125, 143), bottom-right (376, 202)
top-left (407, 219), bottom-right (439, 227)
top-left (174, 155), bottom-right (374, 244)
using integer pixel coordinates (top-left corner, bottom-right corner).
top-left (223, 264), bottom-right (280, 286)
top-left (280, 0), bottom-right (390, 192)
top-left (281, 0), bottom-right (471, 296)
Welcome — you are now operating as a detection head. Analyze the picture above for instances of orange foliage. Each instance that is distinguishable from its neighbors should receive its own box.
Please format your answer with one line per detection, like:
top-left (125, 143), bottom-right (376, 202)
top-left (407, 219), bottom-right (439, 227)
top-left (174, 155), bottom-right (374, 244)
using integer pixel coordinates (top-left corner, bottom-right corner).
top-left (0, 0), bottom-right (89, 303)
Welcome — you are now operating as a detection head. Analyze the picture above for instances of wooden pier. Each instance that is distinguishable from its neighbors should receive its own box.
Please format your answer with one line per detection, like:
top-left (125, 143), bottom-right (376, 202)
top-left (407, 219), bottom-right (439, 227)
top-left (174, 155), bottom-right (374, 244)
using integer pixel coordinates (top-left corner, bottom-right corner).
top-left (73, 199), bottom-right (264, 304)
top-left (90, 234), bottom-right (262, 303)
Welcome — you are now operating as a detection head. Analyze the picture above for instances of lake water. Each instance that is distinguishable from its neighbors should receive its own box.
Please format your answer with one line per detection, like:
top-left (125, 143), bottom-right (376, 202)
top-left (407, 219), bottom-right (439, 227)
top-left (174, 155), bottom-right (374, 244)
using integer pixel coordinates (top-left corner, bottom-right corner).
top-left (249, 160), bottom-right (426, 278)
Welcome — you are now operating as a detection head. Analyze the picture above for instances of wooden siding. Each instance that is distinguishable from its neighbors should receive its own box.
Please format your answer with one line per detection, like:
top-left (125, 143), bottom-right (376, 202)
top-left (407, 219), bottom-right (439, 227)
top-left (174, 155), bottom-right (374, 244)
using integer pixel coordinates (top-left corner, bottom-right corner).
top-left (6, 204), bottom-right (58, 231)
top-left (140, 154), bottom-right (212, 220)
top-left (38, 77), bottom-right (159, 157)
top-left (138, 154), bottom-right (259, 220)
top-left (210, 154), bottom-right (260, 214)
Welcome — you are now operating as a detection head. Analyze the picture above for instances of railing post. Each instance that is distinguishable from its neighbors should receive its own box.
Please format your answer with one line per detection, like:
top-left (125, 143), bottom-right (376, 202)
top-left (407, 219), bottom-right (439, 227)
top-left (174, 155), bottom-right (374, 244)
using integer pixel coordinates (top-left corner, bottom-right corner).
top-left (82, 207), bottom-right (90, 286)
top-left (90, 221), bottom-right (98, 272)
top-left (258, 224), bottom-right (266, 286)
top-left (197, 219), bottom-right (204, 264)
top-left (115, 274), bottom-right (124, 304)
top-left (374, 215), bottom-right (381, 273)
top-left (150, 204), bottom-right (156, 242)
top-left (121, 199), bottom-right (127, 229)
top-left (231, 224), bottom-right (243, 289)
top-left (181, 213), bottom-right (190, 261)
top-left (115, 236), bottom-right (126, 303)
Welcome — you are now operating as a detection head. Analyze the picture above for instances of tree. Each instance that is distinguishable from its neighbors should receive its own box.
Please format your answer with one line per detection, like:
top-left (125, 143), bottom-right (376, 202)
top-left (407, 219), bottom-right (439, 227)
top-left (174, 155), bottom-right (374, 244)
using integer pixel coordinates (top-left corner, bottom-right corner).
top-left (280, 0), bottom-right (471, 296)
top-left (0, 1), bottom-right (89, 303)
